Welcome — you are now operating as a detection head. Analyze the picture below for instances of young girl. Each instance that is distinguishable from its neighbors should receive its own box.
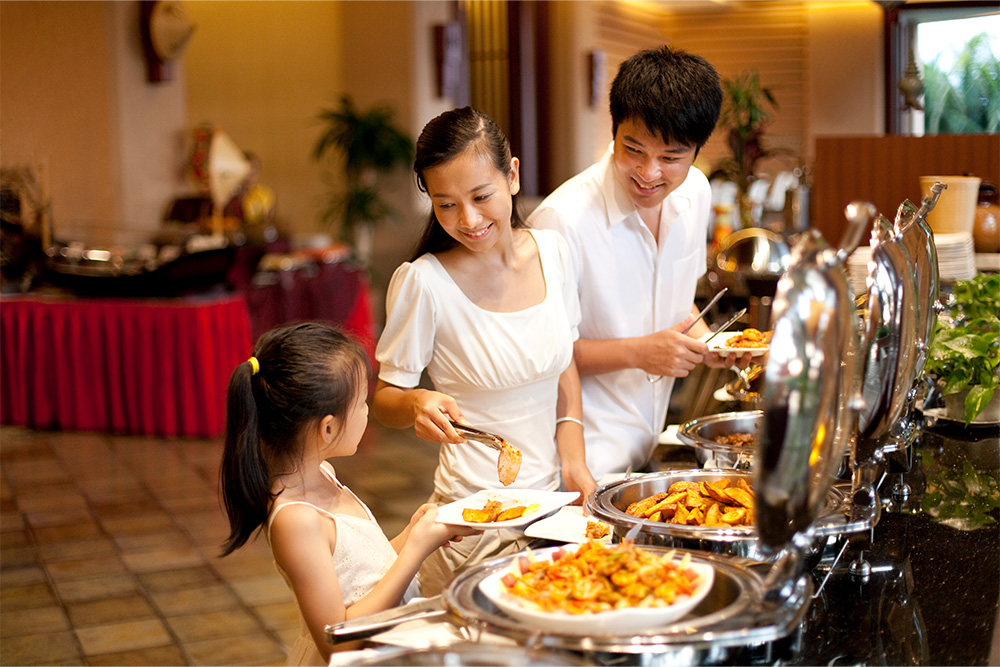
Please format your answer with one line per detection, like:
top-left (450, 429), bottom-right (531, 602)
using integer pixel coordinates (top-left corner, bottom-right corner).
top-left (219, 322), bottom-right (474, 666)
top-left (373, 107), bottom-right (597, 595)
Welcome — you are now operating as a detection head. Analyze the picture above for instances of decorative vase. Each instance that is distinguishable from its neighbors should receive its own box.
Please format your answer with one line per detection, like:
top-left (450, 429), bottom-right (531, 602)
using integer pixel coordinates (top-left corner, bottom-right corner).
top-left (943, 387), bottom-right (1000, 424)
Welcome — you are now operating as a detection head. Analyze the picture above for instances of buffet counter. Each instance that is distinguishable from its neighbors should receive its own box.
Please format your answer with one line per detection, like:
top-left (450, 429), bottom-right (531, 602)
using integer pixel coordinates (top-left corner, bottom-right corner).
top-left (0, 293), bottom-right (252, 438)
top-left (330, 420), bottom-right (999, 666)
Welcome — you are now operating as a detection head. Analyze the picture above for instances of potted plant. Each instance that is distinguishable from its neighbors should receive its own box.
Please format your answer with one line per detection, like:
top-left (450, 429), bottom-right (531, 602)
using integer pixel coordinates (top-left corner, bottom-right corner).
top-left (710, 69), bottom-right (791, 228)
top-left (924, 272), bottom-right (1000, 425)
top-left (313, 95), bottom-right (414, 266)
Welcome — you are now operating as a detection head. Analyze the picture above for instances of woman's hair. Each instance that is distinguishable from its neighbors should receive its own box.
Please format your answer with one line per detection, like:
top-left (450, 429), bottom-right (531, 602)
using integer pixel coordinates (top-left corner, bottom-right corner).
top-left (610, 45), bottom-right (722, 154)
top-left (219, 322), bottom-right (369, 556)
top-left (409, 106), bottom-right (524, 261)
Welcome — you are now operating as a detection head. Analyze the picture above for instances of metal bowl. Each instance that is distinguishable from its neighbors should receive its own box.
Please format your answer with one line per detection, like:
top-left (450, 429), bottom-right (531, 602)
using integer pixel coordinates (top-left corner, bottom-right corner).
top-left (677, 410), bottom-right (762, 469)
top-left (586, 470), bottom-right (871, 564)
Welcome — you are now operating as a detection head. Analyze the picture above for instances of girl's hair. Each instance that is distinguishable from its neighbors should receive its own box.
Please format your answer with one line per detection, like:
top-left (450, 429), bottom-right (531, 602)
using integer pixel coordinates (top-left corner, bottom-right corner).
top-left (219, 322), bottom-right (369, 556)
top-left (409, 106), bottom-right (524, 261)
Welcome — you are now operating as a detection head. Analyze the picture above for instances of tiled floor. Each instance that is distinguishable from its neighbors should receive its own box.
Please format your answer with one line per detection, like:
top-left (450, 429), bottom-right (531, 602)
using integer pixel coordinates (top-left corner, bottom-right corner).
top-left (0, 421), bottom-right (437, 666)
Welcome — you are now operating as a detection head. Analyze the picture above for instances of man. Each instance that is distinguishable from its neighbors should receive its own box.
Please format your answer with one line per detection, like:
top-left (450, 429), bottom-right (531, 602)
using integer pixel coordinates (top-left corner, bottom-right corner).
top-left (529, 45), bottom-right (744, 479)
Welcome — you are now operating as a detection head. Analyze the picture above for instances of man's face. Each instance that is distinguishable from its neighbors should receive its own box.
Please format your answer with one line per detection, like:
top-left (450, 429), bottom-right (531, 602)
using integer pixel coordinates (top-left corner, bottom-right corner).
top-left (612, 118), bottom-right (697, 212)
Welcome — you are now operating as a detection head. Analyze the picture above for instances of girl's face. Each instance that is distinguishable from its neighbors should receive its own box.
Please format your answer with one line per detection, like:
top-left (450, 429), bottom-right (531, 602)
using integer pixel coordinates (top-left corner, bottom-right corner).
top-left (423, 148), bottom-right (520, 252)
top-left (612, 118), bottom-right (697, 213)
top-left (329, 382), bottom-right (369, 457)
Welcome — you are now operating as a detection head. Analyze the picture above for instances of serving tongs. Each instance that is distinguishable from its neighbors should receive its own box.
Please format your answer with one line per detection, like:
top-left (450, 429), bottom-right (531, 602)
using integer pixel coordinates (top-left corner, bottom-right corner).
top-left (450, 421), bottom-right (506, 451)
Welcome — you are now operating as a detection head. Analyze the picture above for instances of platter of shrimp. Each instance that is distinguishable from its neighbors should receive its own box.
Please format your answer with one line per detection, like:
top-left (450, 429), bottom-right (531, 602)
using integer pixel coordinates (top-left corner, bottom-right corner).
top-left (478, 540), bottom-right (714, 633)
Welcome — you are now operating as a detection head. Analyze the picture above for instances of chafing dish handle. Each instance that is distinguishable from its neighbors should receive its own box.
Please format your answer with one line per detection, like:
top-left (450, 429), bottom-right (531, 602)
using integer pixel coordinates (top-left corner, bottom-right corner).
top-left (325, 596), bottom-right (447, 644)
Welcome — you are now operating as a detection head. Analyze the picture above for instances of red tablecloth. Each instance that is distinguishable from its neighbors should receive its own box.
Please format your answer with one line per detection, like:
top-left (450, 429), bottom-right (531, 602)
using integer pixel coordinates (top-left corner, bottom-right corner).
top-left (1, 294), bottom-right (253, 438)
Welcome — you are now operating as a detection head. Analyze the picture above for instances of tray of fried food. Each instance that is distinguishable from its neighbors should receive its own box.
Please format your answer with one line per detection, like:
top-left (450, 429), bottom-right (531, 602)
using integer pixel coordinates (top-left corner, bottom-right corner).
top-left (625, 478), bottom-right (755, 528)
top-left (462, 499), bottom-right (539, 523)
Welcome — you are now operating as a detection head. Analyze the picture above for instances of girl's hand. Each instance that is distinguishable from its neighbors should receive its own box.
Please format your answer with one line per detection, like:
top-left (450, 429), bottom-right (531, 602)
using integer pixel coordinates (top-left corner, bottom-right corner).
top-left (406, 504), bottom-right (480, 555)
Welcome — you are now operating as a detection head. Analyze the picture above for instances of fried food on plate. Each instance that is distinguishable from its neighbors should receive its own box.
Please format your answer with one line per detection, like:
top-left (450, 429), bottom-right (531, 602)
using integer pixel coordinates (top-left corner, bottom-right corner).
top-left (724, 328), bottom-right (772, 348)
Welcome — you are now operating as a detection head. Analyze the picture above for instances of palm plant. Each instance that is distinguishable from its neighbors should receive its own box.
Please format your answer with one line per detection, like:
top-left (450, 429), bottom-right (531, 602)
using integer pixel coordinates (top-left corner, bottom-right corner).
top-left (923, 33), bottom-right (1000, 134)
top-left (313, 95), bottom-right (414, 263)
top-left (711, 70), bottom-right (791, 228)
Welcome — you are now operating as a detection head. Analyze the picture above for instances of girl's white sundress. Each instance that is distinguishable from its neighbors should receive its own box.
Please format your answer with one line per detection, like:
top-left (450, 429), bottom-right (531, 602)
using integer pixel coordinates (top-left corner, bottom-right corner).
top-left (267, 462), bottom-right (417, 666)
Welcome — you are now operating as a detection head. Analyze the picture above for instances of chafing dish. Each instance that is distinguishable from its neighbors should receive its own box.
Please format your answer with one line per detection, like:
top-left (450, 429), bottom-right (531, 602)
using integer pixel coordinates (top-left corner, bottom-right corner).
top-left (328, 545), bottom-right (812, 665)
top-left (677, 410), bottom-right (761, 469)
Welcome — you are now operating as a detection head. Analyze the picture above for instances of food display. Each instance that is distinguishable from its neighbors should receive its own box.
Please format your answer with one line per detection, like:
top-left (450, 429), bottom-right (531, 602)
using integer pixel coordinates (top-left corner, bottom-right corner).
top-left (724, 328), bottom-right (772, 348)
top-left (500, 540), bottom-right (707, 614)
top-left (498, 442), bottom-right (522, 486)
top-left (713, 432), bottom-right (757, 447)
top-left (463, 499), bottom-right (541, 523)
top-left (625, 479), bottom-right (755, 528)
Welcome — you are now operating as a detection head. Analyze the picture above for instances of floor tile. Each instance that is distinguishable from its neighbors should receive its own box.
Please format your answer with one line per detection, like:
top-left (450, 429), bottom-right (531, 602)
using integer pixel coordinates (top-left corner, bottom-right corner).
top-left (0, 582), bottom-right (59, 610)
top-left (99, 512), bottom-right (176, 538)
top-left (45, 555), bottom-right (127, 582)
top-left (183, 633), bottom-right (287, 666)
top-left (226, 575), bottom-right (295, 607)
top-left (31, 520), bottom-right (105, 544)
top-left (0, 565), bottom-right (47, 587)
top-left (74, 618), bottom-right (173, 657)
top-left (55, 574), bottom-right (139, 603)
top-left (137, 565), bottom-right (219, 593)
top-left (0, 605), bottom-right (70, 637)
top-left (165, 607), bottom-right (261, 643)
top-left (0, 630), bottom-right (81, 665)
top-left (66, 594), bottom-right (157, 627)
top-left (121, 545), bottom-right (205, 573)
top-left (85, 644), bottom-right (187, 666)
top-left (37, 537), bottom-right (118, 562)
top-left (147, 582), bottom-right (241, 616)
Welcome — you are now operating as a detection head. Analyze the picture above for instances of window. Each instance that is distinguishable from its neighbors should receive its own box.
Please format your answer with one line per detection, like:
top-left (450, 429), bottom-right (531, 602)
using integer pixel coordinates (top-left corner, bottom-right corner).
top-left (885, 1), bottom-right (1000, 135)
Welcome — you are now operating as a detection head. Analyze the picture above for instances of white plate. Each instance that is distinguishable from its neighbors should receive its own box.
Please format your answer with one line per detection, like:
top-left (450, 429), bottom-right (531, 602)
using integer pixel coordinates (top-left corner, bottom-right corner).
top-left (523, 505), bottom-right (612, 543)
top-left (435, 489), bottom-right (579, 528)
top-left (702, 331), bottom-right (769, 357)
top-left (478, 544), bottom-right (714, 634)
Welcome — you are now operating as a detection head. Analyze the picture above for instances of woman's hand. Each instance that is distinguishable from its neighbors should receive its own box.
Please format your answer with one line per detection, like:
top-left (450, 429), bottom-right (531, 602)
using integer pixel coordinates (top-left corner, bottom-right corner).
top-left (561, 462), bottom-right (597, 507)
top-left (373, 381), bottom-right (467, 444)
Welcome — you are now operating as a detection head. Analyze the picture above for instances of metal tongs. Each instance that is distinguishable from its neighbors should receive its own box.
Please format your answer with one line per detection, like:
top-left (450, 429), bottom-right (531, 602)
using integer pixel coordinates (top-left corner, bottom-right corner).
top-left (450, 421), bottom-right (507, 451)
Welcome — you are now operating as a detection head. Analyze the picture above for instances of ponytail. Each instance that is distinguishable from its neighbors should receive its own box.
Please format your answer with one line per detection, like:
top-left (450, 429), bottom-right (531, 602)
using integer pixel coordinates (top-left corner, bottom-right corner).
top-left (220, 359), bottom-right (270, 556)
top-left (218, 323), bottom-right (369, 557)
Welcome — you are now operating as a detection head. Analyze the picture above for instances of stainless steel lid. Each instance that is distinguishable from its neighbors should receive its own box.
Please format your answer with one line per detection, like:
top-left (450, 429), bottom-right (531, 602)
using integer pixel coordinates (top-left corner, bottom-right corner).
top-left (714, 227), bottom-right (791, 296)
top-left (893, 184), bottom-right (944, 378)
top-left (754, 202), bottom-right (869, 551)
top-left (855, 214), bottom-right (919, 453)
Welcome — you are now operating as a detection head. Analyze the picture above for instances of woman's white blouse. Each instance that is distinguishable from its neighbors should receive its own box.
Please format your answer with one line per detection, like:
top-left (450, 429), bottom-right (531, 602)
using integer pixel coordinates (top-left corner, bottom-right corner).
top-left (376, 228), bottom-right (581, 500)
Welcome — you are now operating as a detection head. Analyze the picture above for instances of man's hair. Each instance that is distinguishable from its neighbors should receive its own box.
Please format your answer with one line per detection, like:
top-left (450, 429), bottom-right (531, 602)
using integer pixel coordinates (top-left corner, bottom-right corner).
top-left (610, 46), bottom-right (722, 151)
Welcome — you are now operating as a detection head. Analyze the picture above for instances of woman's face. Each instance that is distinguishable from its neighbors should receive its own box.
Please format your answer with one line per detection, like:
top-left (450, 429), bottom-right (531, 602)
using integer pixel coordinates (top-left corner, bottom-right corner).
top-left (422, 148), bottom-right (520, 252)
top-left (612, 118), bottom-right (697, 213)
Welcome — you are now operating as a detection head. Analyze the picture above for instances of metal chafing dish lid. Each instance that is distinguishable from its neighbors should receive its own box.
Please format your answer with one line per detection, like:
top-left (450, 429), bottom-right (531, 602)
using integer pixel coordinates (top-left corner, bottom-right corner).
top-left (754, 202), bottom-right (869, 551)
top-left (893, 184), bottom-right (943, 378)
top-left (714, 227), bottom-right (791, 296)
top-left (855, 214), bottom-right (919, 450)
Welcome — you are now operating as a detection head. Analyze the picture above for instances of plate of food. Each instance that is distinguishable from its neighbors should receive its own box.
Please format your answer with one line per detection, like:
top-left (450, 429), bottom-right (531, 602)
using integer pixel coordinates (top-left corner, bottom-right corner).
top-left (523, 505), bottom-right (612, 543)
top-left (435, 489), bottom-right (579, 529)
top-left (479, 541), bottom-right (714, 634)
top-left (703, 328), bottom-right (771, 357)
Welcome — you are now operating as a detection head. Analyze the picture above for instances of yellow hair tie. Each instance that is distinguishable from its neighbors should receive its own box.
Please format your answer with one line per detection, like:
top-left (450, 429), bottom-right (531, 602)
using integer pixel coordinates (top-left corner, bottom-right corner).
top-left (247, 356), bottom-right (260, 375)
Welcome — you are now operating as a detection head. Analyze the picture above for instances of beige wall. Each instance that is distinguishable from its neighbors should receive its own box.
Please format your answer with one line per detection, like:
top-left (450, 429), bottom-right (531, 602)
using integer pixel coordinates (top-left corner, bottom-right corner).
top-left (1, 1), bottom-right (188, 246)
top-left (183, 0), bottom-right (344, 242)
top-left (1, 0), bottom-right (886, 259)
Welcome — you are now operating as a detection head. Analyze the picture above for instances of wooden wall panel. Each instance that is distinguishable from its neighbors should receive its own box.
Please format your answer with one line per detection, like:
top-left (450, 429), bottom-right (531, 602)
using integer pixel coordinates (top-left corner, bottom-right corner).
top-left (812, 134), bottom-right (1000, 246)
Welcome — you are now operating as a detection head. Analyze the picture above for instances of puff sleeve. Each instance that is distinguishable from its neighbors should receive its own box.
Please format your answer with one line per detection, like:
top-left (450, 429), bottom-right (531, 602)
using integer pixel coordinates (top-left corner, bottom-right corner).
top-left (375, 262), bottom-right (437, 388)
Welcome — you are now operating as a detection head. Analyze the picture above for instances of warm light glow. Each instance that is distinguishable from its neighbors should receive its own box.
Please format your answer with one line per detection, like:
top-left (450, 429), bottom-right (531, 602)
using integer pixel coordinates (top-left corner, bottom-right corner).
top-left (810, 423), bottom-right (826, 466)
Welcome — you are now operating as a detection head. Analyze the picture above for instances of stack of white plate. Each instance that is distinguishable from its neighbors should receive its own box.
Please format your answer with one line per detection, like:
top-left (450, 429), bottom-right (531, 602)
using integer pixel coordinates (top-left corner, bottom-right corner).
top-left (933, 232), bottom-right (976, 282)
top-left (846, 245), bottom-right (873, 296)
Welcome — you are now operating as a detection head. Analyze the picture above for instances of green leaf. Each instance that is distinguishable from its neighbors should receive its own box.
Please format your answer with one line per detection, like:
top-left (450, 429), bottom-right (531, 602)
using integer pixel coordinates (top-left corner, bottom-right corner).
top-left (965, 385), bottom-right (996, 425)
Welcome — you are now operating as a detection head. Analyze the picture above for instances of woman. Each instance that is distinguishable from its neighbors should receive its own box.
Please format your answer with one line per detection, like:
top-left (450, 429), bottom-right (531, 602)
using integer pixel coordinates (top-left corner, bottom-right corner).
top-left (373, 107), bottom-right (596, 595)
